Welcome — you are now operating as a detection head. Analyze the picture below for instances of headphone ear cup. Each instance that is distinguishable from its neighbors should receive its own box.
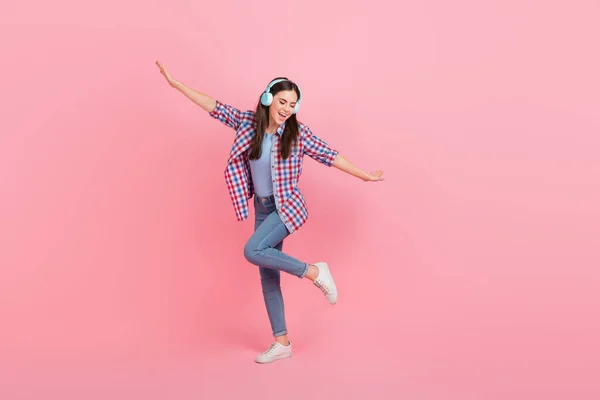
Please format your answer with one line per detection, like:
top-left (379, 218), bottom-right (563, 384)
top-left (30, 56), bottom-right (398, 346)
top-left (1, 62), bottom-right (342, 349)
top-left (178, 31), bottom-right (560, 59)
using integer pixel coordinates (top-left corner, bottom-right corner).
top-left (260, 92), bottom-right (273, 107)
top-left (293, 86), bottom-right (302, 114)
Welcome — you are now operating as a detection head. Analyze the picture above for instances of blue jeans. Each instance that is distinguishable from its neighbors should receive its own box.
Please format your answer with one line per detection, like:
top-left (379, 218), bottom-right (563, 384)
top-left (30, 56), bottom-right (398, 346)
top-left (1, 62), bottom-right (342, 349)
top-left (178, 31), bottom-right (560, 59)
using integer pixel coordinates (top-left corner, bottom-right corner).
top-left (243, 194), bottom-right (309, 337)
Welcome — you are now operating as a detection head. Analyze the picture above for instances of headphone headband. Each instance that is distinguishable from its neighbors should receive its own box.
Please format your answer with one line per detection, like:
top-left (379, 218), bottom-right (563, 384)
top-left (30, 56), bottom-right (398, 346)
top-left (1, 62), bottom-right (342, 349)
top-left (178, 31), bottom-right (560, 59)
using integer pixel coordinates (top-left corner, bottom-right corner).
top-left (265, 78), bottom-right (288, 92)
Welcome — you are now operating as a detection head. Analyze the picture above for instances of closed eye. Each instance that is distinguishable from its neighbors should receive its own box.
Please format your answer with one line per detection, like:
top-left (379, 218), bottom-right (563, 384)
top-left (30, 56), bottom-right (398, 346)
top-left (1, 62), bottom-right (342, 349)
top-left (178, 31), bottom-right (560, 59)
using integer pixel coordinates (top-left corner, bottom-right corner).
top-left (279, 100), bottom-right (296, 107)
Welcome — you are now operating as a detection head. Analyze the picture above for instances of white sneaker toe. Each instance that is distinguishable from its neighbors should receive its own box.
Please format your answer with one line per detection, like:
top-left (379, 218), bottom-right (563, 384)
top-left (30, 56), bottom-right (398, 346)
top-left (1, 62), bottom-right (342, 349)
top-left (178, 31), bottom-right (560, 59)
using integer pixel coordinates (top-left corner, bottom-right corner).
top-left (255, 342), bottom-right (292, 364)
top-left (313, 262), bottom-right (338, 304)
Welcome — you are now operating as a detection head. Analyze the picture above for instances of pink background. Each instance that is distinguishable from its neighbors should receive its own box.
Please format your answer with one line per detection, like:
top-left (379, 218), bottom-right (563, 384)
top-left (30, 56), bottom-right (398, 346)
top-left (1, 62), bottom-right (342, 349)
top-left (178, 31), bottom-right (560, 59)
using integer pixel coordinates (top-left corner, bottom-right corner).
top-left (1, 0), bottom-right (599, 399)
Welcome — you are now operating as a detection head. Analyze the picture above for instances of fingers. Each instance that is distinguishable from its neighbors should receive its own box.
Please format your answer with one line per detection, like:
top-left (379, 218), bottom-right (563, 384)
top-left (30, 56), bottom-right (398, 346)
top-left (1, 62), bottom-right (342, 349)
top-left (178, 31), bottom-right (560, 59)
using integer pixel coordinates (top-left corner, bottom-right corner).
top-left (368, 170), bottom-right (384, 181)
top-left (155, 61), bottom-right (167, 74)
top-left (155, 61), bottom-right (173, 84)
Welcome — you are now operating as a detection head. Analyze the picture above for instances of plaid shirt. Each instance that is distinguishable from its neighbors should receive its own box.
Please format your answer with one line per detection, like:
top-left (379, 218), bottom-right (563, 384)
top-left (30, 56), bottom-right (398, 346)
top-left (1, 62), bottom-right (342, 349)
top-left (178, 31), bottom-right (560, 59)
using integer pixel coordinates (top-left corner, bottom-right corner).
top-left (209, 100), bottom-right (338, 233)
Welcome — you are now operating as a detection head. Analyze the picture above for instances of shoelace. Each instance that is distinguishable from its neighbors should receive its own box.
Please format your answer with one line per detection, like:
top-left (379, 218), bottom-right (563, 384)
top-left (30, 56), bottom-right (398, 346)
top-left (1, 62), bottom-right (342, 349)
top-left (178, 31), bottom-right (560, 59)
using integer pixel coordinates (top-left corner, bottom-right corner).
top-left (263, 343), bottom-right (279, 355)
top-left (314, 279), bottom-right (330, 295)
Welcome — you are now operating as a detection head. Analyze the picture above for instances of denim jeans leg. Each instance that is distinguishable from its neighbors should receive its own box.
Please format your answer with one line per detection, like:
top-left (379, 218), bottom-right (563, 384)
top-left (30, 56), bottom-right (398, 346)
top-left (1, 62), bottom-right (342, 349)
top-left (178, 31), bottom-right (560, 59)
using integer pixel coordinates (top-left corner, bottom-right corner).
top-left (248, 195), bottom-right (307, 337)
top-left (244, 210), bottom-right (309, 278)
top-left (258, 242), bottom-right (287, 337)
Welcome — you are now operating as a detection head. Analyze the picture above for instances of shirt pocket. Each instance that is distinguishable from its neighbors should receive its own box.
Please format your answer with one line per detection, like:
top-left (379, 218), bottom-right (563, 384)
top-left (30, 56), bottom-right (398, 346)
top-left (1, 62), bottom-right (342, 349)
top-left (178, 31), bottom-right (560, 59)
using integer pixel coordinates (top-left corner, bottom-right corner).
top-left (288, 150), bottom-right (303, 176)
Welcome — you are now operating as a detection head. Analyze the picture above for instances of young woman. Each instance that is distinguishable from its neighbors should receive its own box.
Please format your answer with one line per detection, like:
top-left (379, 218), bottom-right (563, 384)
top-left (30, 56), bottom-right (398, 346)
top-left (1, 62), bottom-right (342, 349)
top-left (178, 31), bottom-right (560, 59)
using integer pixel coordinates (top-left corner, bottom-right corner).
top-left (156, 61), bottom-right (384, 363)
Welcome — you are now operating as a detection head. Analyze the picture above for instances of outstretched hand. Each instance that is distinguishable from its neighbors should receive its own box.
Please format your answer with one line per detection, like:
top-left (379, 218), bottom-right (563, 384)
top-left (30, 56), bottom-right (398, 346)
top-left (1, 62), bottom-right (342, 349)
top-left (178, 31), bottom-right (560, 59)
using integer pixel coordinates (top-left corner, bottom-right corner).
top-left (156, 61), bottom-right (176, 87)
top-left (332, 154), bottom-right (384, 182)
top-left (362, 170), bottom-right (385, 182)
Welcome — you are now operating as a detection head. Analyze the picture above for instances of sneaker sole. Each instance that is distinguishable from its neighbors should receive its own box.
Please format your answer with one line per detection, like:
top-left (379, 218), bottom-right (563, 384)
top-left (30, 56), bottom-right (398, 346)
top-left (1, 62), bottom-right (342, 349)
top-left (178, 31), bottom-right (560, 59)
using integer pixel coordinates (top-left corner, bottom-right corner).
top-left (255, 353), bottom-right (292, 364)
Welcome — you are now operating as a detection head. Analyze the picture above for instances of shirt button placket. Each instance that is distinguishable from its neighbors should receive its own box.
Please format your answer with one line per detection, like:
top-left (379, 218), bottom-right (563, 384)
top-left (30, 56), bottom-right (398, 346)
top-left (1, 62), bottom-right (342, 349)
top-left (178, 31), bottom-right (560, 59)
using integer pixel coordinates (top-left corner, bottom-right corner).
top-left (271, 136), bottom-right (279, 209)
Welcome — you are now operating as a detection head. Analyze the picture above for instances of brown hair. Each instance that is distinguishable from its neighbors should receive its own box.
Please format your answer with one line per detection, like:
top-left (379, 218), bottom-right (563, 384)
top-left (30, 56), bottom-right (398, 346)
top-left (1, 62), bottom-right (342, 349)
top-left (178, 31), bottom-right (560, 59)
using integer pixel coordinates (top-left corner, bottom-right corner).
top-left (249, 77), bottom-right (301, 160)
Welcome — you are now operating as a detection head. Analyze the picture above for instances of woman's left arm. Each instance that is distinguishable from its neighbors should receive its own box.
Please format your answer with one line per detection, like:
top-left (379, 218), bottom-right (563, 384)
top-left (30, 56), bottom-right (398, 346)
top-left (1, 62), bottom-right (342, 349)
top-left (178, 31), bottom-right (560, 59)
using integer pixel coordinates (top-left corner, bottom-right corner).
top-left (332, 153), bottom-right (384, 182)
top-left (301, 125), bottom-right (384, 182)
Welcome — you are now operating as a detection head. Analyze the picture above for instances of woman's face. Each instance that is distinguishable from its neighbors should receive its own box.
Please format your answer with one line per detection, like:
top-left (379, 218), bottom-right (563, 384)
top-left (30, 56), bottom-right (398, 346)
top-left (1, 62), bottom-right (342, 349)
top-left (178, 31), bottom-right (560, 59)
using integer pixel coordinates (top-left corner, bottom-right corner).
top-left (269, 90), bottom-right (298, 126)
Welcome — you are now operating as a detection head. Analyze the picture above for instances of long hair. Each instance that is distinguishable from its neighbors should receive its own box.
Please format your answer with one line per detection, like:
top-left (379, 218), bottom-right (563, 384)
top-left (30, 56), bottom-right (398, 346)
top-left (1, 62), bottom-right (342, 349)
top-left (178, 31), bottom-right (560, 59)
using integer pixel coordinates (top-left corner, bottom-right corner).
top-left (249, 77), bottom-right (301, 160)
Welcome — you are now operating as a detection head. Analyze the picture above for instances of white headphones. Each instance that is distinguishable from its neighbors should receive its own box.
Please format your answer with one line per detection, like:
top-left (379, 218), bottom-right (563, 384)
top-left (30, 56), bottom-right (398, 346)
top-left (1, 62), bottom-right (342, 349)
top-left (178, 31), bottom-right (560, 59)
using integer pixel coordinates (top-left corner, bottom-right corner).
top-left (260, 78), bottom-right (302, 114)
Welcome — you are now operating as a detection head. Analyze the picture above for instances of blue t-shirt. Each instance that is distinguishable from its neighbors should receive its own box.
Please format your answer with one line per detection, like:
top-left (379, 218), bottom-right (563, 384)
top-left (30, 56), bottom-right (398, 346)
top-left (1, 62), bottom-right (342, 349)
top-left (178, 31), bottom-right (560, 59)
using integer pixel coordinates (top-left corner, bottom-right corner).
top-left (249, 133), bottom-right (274, 197)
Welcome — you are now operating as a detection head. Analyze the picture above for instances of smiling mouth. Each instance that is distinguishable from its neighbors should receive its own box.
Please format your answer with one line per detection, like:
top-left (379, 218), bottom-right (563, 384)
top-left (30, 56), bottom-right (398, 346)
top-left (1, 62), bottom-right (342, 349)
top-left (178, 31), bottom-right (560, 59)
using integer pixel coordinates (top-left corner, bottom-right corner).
top-left (278, 112), bottom-right (287, 118)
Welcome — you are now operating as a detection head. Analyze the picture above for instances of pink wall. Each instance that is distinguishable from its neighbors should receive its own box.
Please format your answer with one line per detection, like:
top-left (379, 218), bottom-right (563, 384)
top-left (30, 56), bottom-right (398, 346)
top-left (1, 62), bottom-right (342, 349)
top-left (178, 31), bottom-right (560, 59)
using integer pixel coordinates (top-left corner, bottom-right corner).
top-left (1, 0), bottom-right (599, 398)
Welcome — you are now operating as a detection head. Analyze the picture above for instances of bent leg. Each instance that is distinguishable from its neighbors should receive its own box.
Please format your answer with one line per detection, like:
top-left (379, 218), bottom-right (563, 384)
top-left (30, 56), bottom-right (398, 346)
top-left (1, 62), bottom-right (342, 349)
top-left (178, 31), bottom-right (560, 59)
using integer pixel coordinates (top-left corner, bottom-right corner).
top-left (244, 211), bottom-right (309, 278)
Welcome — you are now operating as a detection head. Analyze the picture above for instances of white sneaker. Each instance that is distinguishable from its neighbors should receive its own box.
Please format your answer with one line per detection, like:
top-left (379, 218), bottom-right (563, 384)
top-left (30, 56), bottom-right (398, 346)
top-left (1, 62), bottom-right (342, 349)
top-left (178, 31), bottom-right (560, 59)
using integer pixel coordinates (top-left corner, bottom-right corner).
top-left (313, 262), bottom-right (338, 304)
top-left (255, 342), bottom-right (292, 364)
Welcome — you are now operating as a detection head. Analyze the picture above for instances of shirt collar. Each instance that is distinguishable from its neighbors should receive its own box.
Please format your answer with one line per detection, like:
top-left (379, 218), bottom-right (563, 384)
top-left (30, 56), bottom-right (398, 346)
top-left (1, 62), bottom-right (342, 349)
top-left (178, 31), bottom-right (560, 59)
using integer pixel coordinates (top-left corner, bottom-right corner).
top-left (275, 121), bottom-right (286, 136)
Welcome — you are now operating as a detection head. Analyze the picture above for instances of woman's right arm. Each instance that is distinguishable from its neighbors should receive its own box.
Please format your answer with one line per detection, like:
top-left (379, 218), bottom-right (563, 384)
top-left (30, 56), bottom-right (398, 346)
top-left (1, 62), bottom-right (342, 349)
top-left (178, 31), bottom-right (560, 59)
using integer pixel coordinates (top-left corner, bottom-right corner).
top-left (156, 61), bottom-right (216, 112)
top-left (171, 80), bottom-right (217, 113)
top-left (156, 61), bottom-right (249, 131)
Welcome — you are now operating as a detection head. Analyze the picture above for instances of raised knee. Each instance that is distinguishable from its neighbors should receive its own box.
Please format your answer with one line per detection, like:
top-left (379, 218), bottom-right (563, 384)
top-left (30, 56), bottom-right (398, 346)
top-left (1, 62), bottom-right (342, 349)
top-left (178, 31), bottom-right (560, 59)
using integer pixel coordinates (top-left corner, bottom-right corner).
top-left (243, 240), bottom-right (260, 264)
